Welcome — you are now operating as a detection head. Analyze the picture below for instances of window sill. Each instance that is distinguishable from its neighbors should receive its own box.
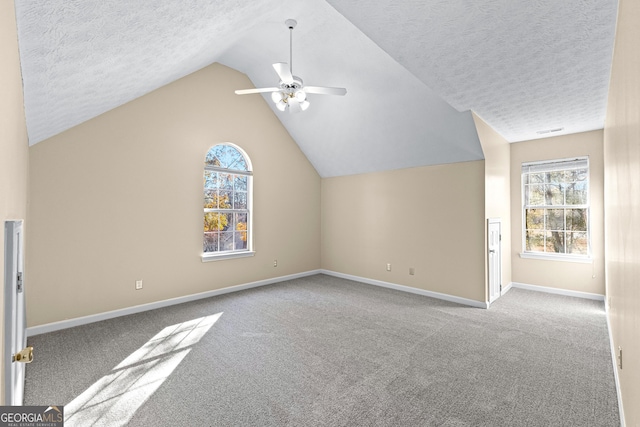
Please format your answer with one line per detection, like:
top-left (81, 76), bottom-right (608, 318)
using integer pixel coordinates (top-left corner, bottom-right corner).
top-left (201, 251), bottom-right (255, 262)
top-left (519, 252), bottom-right (592, 264)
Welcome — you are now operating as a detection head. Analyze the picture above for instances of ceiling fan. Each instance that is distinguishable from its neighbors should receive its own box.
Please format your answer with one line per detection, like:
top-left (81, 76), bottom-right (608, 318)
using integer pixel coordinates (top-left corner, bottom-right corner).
top-left (235, 19), bottom-right (347, 113)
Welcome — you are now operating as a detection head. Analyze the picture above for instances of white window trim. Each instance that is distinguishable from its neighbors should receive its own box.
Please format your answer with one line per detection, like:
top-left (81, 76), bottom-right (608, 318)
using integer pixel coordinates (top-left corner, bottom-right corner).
top-left (201, 250), bottom-right (255, 262)
top-left (519, 252), bottom-right (593, 263)
top-left (521, 156), bottom-right (591, 261)
top-left (202, 143), bottom-right (253, 260)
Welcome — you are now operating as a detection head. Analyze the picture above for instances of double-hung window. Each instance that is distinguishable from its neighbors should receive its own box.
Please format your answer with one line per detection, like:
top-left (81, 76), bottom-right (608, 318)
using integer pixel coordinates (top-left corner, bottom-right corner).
top-left (203, 143), bottom-right (253, 260)
top-left (522, 157), bottom-right (590, 260)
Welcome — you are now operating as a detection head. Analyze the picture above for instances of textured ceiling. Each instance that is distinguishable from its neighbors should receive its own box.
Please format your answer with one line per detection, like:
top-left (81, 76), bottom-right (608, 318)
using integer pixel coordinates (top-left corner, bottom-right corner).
top-left (14, 0), bottom-right (617, 177)
top-left (326, 0), bottom-right (619, 143)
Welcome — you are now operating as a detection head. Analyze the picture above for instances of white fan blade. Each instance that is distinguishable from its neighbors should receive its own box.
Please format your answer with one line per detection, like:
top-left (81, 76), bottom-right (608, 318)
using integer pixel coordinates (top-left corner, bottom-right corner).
top-left (288, 98), bottom-right (302, 113)
top-left (273, 63), bottom-right (294, 84)
top-left (235, 87), bottom-right (279, 95)
top-left (304, 86), bottom-right (347, 96)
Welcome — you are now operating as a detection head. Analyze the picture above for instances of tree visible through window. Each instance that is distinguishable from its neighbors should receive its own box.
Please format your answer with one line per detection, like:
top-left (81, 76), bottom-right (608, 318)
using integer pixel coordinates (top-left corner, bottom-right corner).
top-left (522, 157), bottom-right (589, 256)
top-left (203, 144), bottom-right (252, 255)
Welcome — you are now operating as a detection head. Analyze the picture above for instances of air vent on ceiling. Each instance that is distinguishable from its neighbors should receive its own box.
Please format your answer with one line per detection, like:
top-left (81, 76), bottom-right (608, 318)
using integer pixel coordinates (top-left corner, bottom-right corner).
top-left (536, 127), bottom-right (564, 135)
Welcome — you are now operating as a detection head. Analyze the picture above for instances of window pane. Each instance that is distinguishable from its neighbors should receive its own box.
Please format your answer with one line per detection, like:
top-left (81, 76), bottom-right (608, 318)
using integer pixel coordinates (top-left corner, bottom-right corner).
top-left (234, 175), bottom-right (247, 191)
top-left (218, 191), bottom-right (232, 209)
top-left (205, 148), bottom-right (222, 167)
top-left (204, 171), bottom-right (217, 189)
top-left (575, 168), bottom-right (588, 182)
top-left (227, 154), bottom-right (247, 171)
top-left (203, 232), bottom-right (218, 252)
top-left (567, 232), bottom-right (588, 255)
top-left (204, 190), bottom-right (216, 209)
top-left (204, 212), bottom-right (230, 232)
top-left (525, 209), bottom-right (544, 230)
top-left (234, 232), bottom-right (247, 250)
top-left (527, 184), bottom-right (545, 205)
top-left (207, 193), bottom-right (229, 209)
top-left (205, 145), bottom-right (228, 168)
top-left (234, 213), bottom-right (248, 250)
top-left (204, 213), bottom-right (214, 232)
top-left (548, 171), bottom-right (565, 183)
top-left (566, 209), bottom-right (587, 232)
top-left (219, 232), bottom-right (234, 251)
top-left (236, 212), bottom-right (247, 224)
top-left (528, 173), bottom-right (545, 184)
top-left (219, 173), bottom-right (233, 190)
top-left (526, 230), bottom-right (545, 252)
top-left (222, 212), bottom-right (232, 231)
top-left (545, 209), bottom-right (565, 231)
top-left (545, 183), bottom-right (564, 205)
top-left (566, 181), bottom-right (587, 205)
top-left (546, 231), bottom-right (565, 253)
top-left (234, 192), bottom-right (247, 209)
top-left (205, 145), bottom-right (248, 171)
top-left (218, 146), bottom-right (242, 170)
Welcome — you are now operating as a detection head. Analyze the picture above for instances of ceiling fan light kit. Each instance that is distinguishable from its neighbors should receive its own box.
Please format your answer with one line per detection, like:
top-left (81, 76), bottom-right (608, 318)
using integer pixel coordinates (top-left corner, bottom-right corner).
top-left (235, 19), bottom-right (346, 113)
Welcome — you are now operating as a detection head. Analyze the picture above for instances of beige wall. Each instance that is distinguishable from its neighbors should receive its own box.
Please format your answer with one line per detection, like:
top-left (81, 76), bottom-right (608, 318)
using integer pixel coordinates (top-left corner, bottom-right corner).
top-left (509, 131), bottom-right (605, 295)
top-left (474, 113), bottom-right (512, 299)
top-left (0, 0), bottom-right (30, 404)
top-left (27, 63), bottom-right (321, 327)
top-left (604, 0), bottom-right (640, 423)
top-left (321, 161), bottom-right (486, 302)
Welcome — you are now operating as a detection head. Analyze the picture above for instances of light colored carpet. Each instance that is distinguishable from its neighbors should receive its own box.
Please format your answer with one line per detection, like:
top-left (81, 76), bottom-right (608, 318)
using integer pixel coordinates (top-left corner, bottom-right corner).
top-left (25, 274), bottom-right (620, 426)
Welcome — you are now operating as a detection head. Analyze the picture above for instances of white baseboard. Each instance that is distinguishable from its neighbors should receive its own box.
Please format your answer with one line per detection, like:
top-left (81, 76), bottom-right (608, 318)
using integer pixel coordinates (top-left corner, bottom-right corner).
top-left (606, 304), bottom-right (626, 427)
top-left (501, 282), bottom-right (514, 295)
top-left (320, 270), bottom-right (488, 309)
top-left (511, 282), bottom-right (605, 301)
top-left (27, 270), bottom-right (322, 336)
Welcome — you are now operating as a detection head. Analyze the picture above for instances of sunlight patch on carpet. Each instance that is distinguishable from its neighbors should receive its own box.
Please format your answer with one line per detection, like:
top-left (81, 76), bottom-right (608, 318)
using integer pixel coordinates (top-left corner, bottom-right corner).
top-left (64, 313), bottom-right (222, 426)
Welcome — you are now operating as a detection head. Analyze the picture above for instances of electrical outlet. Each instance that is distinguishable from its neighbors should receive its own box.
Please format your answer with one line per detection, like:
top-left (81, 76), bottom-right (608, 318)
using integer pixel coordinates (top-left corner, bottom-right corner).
top-left (273, 259), bottom-right (278, 267)
top-left (409, 267), bottom-right (415, 275)
top-left (386, 263), bottom-right (391, 271)
top-left (135, 280), bottom-right (143, 290)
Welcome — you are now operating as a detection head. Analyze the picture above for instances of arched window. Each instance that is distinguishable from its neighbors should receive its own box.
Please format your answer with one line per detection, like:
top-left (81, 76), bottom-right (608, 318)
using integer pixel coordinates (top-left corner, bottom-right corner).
top-left (203, 143), bottom-right (253, 260)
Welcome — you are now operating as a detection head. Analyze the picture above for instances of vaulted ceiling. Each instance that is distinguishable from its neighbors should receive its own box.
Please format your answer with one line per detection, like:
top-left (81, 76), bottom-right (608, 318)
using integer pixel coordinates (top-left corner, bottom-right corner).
top-left (14, 0), bottom-right (618, 177)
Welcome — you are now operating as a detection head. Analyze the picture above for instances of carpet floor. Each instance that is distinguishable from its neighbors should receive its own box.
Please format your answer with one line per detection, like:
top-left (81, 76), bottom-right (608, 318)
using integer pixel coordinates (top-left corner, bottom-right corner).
top-left (24, 274), bottom-right (620, 426)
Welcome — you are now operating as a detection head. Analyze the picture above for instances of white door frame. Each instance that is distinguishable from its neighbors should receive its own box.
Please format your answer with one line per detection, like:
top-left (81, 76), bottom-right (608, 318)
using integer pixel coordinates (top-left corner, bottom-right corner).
top-left (487, 218), bottom-right (502, 305)
top-left (4, 220), bottom-right (28, 405)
